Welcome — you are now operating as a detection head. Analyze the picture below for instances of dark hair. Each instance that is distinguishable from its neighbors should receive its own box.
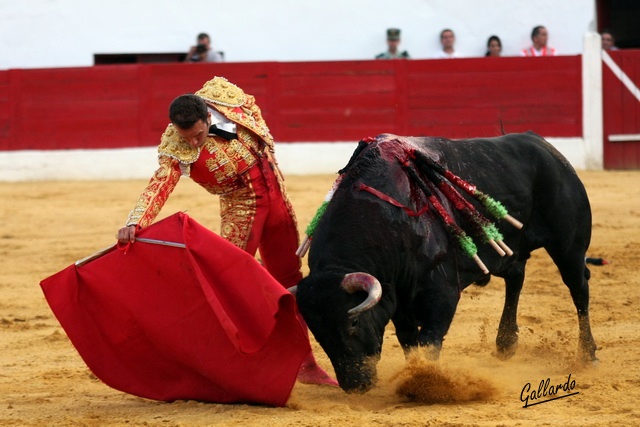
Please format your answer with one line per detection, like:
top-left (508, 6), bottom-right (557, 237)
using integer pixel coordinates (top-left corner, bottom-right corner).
top-left (169, 94), bottom-right (208, 129)
top-left (485, 35), bottom-right (502, 56)
top-left (601, 29), bottom-right (615, 40)
top-left (197, 33), bottom-right (210, 42)
top-left (531, 26), bottom-right (545, 40)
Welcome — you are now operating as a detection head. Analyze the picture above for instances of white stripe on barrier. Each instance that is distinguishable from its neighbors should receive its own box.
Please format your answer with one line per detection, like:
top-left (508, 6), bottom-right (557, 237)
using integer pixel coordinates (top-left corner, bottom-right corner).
top-left (602, 50), bottom-right (640, 104)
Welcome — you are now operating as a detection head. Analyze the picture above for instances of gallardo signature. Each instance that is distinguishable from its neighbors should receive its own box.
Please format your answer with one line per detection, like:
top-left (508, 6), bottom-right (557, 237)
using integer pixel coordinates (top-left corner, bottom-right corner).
top-left (520, 374), bottom-right (579, 408)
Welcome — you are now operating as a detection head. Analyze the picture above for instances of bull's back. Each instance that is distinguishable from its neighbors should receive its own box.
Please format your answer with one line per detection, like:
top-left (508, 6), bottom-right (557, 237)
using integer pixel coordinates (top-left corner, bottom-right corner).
top-left (417, 132), bottom-right (591, 254)
top-left (419, 132), bottom-right (574, 194)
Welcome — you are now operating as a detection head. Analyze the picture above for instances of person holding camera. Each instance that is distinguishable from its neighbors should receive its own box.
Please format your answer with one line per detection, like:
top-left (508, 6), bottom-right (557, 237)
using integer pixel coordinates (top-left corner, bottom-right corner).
top-left (185, 32), bottom-right (224, 62)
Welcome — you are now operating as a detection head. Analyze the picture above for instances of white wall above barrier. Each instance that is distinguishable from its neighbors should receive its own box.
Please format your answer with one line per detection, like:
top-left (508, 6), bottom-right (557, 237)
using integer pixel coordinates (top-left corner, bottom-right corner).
top-left (0, 0), bottom-right (596, 70)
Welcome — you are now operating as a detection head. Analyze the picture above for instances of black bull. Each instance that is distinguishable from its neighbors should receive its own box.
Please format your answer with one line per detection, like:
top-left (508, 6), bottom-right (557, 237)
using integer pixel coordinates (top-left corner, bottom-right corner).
top-left (296, 132), bottom-right (597, 393)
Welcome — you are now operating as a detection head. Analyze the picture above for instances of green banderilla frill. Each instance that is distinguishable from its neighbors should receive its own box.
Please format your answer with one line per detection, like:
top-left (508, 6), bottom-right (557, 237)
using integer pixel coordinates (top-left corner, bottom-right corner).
top-left (456, 232), bottom-right (477, 258)
top-left (477, 193), bottom-right (508, 219)
top-left (482, 223), bottom-right (504, 243)
top-left (305, 200), bottom-right (329, 237)
top-left (477, 192), bottom-right (523, 229)
top-left (454, 230), bottom-right (489, 274)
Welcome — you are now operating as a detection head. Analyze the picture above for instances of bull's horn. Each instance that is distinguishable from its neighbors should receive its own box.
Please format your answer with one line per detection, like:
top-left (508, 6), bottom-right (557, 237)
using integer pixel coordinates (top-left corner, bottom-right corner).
top-left (287, 285), bottom-right (297, 295)
top-left (341, 272), bottom-right (382, 316)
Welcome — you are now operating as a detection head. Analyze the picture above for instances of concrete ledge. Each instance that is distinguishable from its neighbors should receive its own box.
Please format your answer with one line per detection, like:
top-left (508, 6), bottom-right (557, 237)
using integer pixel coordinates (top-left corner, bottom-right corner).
top-left (0, 138), bottom-right (587, 182)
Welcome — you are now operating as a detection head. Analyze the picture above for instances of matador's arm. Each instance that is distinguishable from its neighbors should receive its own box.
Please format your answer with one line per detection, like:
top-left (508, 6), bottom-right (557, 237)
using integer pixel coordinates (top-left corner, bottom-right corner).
top-left (125, 155), bottom-right (182, 228)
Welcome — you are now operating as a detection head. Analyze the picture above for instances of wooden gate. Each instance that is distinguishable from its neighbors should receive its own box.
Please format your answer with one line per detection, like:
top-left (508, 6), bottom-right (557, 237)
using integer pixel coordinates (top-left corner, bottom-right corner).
top-left (602, 50), bottom-right (640, 169)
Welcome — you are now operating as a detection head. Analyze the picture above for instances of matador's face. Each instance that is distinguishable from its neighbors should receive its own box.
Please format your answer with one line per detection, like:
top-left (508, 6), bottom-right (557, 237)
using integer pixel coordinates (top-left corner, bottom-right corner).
top-left (175, 116), bottom-right (210, 148)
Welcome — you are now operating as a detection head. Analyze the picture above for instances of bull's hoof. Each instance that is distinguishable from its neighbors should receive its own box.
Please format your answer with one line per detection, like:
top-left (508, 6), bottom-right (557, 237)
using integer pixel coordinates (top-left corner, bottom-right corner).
top-left (421, 344), bottom-right (441, 361)
top-left (495, 345), bottom-right (517, 360)
top-left (495, 341), bottom-right (518, 360)
top-left (495, 330), bottom-right (519, 360)
top-left (579, 357), bottom-right (600, 368)
top-left (575, 346), bottom-right (600, 367)
top-left (567, 354), bottom-right (600, 372)
top-left (343, 383), bottom-right (374, 394)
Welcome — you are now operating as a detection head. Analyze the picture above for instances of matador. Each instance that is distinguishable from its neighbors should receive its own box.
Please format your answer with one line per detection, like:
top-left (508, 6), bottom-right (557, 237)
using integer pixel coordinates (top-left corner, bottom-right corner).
top-left (117, 76), bottom-right (338, 386)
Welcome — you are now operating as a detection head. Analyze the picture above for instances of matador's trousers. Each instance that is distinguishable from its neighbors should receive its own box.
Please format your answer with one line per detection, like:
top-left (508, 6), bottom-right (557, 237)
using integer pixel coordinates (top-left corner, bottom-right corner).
top-left (220, 156), bottom-right (303, 289)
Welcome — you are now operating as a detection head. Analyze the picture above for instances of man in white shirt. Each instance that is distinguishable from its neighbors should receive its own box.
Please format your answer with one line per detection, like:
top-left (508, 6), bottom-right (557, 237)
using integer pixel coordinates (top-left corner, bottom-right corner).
top-left (433, 29), bottom-right (459, 59)
top-left (520, 26), bottom-right (557, 57)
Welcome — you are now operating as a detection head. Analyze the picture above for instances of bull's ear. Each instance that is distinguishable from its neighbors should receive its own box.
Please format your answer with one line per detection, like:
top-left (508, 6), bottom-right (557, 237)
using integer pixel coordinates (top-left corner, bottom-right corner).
top-left (379, 282), bottom-right (396, 314)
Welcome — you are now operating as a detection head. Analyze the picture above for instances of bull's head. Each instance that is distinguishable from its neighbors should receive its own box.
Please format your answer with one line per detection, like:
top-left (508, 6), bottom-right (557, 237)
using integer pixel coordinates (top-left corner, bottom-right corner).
top-left (296, 272), bottom-right (392, 393)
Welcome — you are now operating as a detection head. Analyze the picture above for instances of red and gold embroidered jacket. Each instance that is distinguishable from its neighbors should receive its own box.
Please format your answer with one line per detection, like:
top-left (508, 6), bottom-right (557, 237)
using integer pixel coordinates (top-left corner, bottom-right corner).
top-left (125, 77), bottom-right (290, 229)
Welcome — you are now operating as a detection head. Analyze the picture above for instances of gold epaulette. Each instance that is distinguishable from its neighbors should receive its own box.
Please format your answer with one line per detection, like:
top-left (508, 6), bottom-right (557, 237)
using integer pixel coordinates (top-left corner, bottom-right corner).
top-left (195, 76), bottom-right (246, 108)
top-left (196, 76), bottom-right (275, 150)
top-left (157, 125), bottom-right (200, 164)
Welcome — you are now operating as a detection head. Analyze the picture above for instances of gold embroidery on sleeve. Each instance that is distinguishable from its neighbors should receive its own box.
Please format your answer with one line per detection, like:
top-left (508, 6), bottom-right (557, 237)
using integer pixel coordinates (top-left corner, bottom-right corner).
top-left (125, 156), bottom-right (182, 228)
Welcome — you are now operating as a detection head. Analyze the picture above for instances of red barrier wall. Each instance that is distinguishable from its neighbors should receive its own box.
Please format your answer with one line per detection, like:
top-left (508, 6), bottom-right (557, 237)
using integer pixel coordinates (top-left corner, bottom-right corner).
top-left (603, 50), bottom-right (640, 169)
top-left (0, 56), bottom-right (582, 151)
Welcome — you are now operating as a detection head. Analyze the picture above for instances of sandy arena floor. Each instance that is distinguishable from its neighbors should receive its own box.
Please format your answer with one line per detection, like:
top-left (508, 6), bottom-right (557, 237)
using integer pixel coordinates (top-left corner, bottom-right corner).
top-left (0, 170), bottom-right (639, 426)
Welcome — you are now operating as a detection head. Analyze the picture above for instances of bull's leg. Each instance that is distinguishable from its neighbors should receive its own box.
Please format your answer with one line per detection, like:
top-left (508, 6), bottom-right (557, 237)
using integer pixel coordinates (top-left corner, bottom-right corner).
top-left (496, 262), bottom-right (526, 359)
top-left (548, 251), bottom-right (598, 363)
top-left (416, 281), bottom-right (460, 360)
top-left (392, 315), bottom-right (420, 354)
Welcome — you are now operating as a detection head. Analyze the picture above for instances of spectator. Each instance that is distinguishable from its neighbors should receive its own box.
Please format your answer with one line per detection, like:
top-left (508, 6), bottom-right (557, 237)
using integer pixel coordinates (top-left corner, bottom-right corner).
top-left (185, 32), bottom-right (224, 62)
top-left (601, 30), bottom-right (619, 51)
top-left (520, 26), bottom-right (557, 57)
top-left (434, 29), bottom-right (459, 59)
top-left (485, 35), bottom-right (502, 57)
top-left (375, 28), bottom-right (410, 59)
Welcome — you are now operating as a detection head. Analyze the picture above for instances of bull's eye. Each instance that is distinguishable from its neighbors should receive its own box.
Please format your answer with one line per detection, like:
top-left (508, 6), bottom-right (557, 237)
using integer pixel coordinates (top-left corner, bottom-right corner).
top-left (348, 317), bottom-right (359, 336)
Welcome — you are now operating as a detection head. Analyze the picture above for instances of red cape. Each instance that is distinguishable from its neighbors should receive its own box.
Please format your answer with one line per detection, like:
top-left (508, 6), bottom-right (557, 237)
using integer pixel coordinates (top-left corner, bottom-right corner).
top-left (40, 212), bottom-right (310, 406)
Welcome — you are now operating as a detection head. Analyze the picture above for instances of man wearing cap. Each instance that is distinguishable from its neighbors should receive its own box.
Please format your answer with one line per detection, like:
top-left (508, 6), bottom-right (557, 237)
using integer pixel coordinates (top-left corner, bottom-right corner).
top-left (376, 28), bottom-right (410, 59)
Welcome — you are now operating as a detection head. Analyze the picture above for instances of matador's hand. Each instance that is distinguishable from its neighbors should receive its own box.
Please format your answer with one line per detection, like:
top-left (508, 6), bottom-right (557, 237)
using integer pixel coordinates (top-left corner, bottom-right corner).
top-left (117, 225), bottom-right (137, 244)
